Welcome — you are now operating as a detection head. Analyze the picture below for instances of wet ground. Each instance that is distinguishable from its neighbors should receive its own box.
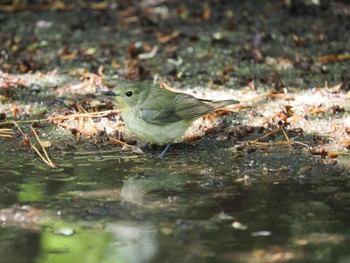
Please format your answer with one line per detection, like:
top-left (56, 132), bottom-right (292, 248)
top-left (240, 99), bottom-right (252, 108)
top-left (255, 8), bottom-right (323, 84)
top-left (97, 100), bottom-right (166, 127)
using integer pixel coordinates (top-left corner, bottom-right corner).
top-left (1, 0), bottom-right (350, 262)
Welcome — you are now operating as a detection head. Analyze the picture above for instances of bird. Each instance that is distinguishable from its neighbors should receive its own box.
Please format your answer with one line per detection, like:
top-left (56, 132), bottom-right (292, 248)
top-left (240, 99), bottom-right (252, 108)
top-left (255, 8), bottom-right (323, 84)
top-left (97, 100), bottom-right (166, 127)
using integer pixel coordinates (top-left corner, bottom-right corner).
top-left (106, 80), bottom-right (239, 158)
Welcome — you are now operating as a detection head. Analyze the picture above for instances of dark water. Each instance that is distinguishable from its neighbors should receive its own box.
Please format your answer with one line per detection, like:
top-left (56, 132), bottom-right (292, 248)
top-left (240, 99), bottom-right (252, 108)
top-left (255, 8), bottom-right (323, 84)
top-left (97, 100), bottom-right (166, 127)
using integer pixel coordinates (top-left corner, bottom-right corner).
top-left (1, 140), bottom-right (350, 263)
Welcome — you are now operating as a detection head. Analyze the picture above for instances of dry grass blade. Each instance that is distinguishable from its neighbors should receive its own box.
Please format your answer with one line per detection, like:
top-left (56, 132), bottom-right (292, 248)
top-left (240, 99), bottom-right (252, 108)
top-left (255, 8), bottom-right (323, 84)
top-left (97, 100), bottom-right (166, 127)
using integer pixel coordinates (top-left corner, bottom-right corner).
top-left (0, 128), bottom-right (13, 138)
top-left (249, 126), bottom-right (309, 149)
top-left (250, 127), bottom-right (280, 143)
top-left (53, 117), bottom-right (98, 139)
top-left (76, 104), bottom-right (98, 135)
top-left (0, 118), bottom-right (50, 125)
top-left (13, 121), bottom-right (56, 168)
top-left (1, 109), bottom-right (121, 143)
top-left (110, 137), bottom-right (143, 154)
top-left (63, 110), bottom-right (118, 120)
top-left (30, 127), bottom-right (56, 168)
top-left (239, 93), bottom-right (274, 103)
top-left (12, 121), bottom-right (25, 137)
top-left (0, 110), bottom-right (120, 125)
top-left (280, 126), bottom-right (290, 142)
top-left (252, 141), bottom-right (294, 146)
top-left (62, 149), bottom-right (126, 155)
top-left (0, 2), bottom-right (109, 12)
top-left (315, 54), bottom-right (350, 63)
top-left (160, 82), bottom-right (184, 93)
top-left (328, 152), bottom-right (350, 156)
top-left (294, 141), bottom-right (310, 150)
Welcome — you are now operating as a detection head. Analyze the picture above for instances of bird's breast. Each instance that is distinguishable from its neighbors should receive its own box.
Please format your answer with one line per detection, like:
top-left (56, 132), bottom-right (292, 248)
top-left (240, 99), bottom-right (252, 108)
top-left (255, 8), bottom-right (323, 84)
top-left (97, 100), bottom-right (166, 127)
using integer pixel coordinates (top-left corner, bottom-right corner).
top-left (122, 110), bottom-right (193, 145)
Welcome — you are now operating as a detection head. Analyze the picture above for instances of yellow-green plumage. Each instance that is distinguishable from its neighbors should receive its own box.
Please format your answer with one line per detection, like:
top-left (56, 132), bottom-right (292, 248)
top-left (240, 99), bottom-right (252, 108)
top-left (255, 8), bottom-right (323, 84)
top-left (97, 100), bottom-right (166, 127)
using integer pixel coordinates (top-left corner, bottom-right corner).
top-left (108, 80), bottom-right (239, 147)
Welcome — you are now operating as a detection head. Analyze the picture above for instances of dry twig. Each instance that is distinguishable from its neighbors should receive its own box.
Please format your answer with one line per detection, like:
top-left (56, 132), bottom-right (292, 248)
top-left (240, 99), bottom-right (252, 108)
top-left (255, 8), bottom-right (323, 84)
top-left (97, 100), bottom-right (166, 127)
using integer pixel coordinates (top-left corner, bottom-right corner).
top-left (0, 110), bottom-right (120, 125)
top-left (109, 137), bottom-right (143, 154)
top-left (13, 122), bottom-right (56, 168)
top-left (249, 126), bottom-right (309, 149)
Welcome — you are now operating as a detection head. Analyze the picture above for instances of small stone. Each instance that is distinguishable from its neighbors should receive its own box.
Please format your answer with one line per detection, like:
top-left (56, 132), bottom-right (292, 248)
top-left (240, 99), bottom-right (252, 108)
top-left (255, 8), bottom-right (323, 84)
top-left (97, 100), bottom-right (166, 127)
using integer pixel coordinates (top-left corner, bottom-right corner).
top-left (55, 228), bottom-right (75, 236)
top-left (232, 221), bottom-right (247, 230)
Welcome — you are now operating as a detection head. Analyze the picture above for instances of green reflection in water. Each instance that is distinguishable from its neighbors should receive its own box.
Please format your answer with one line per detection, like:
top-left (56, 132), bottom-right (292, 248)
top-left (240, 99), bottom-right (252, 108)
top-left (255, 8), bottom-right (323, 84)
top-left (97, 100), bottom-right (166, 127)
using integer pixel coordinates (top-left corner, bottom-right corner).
top-left (19, 183), bottom-right (45, 202)
top-left (37, 221), bottom-right (113, 263)
top-left (34, 221), bottom-right (158, 263)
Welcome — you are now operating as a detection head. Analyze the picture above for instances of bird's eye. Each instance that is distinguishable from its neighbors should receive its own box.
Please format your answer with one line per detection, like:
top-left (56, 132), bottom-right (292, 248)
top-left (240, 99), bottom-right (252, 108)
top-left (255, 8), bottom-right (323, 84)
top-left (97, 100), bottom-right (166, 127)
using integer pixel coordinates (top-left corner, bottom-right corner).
top-left (125, 91), bottom-right (133, 97)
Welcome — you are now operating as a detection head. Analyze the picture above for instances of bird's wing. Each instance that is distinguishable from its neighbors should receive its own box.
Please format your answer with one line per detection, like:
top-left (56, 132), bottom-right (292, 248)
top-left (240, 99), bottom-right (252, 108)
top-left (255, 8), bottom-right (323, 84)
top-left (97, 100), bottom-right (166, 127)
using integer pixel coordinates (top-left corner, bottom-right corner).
top-left (173, 93), bottom-right (238, 119)
top-left (139, 89), bottom-right (182, 124)
top-left (140, 108), bottom-right (182, 124)
top-left (140, 91), bottom-right (238, 124)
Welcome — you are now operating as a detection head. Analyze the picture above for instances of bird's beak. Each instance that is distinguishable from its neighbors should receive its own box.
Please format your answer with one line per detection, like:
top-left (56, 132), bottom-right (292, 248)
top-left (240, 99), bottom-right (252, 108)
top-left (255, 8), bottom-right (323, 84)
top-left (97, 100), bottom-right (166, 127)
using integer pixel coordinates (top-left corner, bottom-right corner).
top-left (104, 90), bottom-right (117, 96)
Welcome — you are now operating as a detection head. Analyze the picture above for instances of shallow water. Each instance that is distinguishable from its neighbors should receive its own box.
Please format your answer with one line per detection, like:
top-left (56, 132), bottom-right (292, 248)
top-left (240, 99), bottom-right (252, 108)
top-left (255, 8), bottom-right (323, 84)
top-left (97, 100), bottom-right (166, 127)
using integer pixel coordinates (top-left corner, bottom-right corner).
top-left (1, 0), bottom-right (350, 262)
top-left (1, 139), bottom-right (350, 263)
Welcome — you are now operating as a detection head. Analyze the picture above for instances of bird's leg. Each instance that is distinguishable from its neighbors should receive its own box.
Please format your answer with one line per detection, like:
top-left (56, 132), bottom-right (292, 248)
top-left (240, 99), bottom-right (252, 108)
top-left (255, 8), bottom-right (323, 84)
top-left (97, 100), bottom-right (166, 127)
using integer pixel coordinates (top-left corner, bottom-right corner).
top-left (158, 142), bottom-right (172, 158)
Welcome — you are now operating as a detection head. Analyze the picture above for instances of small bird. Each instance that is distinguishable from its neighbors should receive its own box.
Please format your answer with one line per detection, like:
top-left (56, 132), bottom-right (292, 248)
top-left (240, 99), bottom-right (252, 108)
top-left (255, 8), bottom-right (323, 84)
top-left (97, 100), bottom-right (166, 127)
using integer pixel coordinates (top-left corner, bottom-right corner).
top-left (106, 80), bottom-right (239, 158)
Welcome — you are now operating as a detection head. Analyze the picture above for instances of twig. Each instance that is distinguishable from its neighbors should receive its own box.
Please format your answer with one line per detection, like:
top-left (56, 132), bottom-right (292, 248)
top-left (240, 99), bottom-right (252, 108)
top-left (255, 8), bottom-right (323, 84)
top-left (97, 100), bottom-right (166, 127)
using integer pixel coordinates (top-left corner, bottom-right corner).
top-left (328, 152), bottom-right (350, 156)
top-left (30, 127), bottom-right (56, 168)
top-left (280, 126), bottom-right (290, 142)
top-left (1, 118), bottom-right (49, 125)
top-left (239, 93), bottom-right (274, 103)
top-left (13, 121), bottom-right (56, 168)
top-left (76, 104), bottom-right (98, 135)
top-left (315, 54), bottom-right (350, 63)
top-left (110, 137), bottom-right (143, 154)
top-left (31, 144), bottom-right (55, 168)
top-left (63, 149), bottom-right (125, 155)
top-left (0, 110), bottom-right (120, 125)
top-left (249, 126), bottom-right (310, 149)
top-left (250, 127), bottom-right (280, 143)
top-left (110, 137), bottom-right (131, 147)
top-left (54, 121), bottom-right (96, 137)
top-left (0, 2), bottom-right (110, 12)
top-left (294, 141), bottom-right (310, 150)
top-left (252, 141), bottom-right (294, 146)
